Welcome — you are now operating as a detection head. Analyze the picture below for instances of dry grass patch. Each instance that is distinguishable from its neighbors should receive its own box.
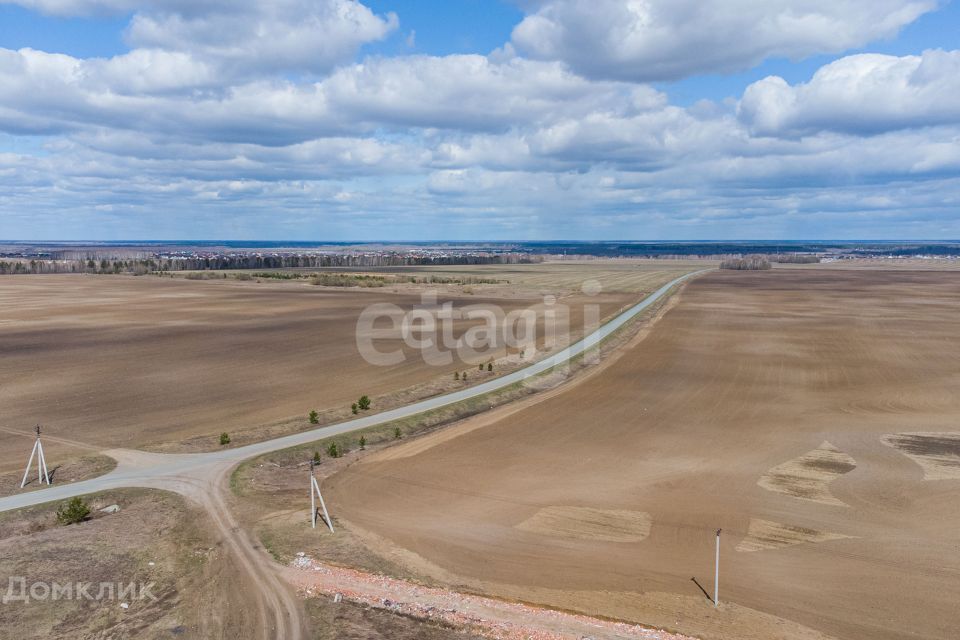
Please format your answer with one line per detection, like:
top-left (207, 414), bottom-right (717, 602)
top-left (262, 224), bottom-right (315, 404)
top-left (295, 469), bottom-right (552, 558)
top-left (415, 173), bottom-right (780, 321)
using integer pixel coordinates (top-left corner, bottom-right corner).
top-left (0, 489), bottom-right (225, 639)
top-left (736, 518), bottom-right (852, 553)
top-left (0, 454), bottom-right (116, 498)
top-left (757, 441), bottom-right (856, 506)
top-left (881, 432), bottom-right (960, 480)
top-left (516, 506), bottom-right (652, 543)
top-left (307, 596), bottom-right (484, 640)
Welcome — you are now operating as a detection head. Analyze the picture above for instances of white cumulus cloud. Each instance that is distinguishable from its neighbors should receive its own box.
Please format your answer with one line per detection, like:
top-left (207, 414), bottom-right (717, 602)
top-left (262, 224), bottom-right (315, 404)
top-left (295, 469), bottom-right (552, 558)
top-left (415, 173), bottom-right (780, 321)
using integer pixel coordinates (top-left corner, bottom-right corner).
top-left (3, 0), bottom-right (397, 79)
top-left (510, 0), bottom-right (937, 81)
top-left (739, 49), bottom-right (960, 136)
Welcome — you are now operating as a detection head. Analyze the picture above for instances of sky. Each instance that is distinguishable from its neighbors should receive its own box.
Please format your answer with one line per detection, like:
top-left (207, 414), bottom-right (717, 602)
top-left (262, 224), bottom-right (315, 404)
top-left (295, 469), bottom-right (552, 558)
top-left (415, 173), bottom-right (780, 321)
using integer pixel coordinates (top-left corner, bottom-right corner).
top-left (0, 1), bottom-right (959, 241)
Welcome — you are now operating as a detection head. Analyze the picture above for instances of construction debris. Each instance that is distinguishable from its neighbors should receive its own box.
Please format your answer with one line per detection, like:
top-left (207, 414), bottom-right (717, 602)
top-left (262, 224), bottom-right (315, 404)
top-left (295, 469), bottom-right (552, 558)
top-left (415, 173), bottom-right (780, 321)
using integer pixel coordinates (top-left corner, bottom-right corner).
top-left (288, 555), bottom-right (692, 640)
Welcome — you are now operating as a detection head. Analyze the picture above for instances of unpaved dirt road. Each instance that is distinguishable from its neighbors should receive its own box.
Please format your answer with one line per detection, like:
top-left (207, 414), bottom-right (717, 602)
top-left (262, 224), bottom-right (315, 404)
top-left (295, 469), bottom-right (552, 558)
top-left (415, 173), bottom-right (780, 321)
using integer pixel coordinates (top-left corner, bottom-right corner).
top-left (0, 271), bottom-right (704, 640)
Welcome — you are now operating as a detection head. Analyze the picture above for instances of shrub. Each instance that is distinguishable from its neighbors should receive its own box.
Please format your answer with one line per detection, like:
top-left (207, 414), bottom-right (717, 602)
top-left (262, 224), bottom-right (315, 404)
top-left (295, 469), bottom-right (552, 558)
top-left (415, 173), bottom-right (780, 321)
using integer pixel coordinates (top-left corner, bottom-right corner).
top-left (351, 403), bottom-right (358, 415)
top-left (311, 273), bottom-right (386, 288)
top-left (327, 442), bottom-right (341, 458)
top-left (774, 254), bottom-right (821, 264)
top-left (309, 410), bottom-right (319, 425)
top-left (359, 436), bottom-right (366, 450)
top-left (393, 427), bottom-right (402, 440)
top-left (219, 432), bottom-right (231, 445)
top-left (56, 497), bottom-right (90, 526)
top-left (357, 395), bottom-right (371, 411)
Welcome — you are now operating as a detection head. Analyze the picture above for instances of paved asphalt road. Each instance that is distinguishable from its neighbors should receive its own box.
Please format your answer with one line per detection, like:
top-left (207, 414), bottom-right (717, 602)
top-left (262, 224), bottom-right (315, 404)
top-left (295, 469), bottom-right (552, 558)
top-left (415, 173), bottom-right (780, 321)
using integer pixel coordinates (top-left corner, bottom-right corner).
top-left (0, 269), bottom-right (708, 514)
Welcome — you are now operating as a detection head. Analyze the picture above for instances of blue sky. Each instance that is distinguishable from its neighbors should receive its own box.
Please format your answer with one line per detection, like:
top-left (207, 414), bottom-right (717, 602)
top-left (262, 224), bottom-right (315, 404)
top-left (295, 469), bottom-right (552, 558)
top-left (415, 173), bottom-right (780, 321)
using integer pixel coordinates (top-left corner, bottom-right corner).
top-left (0, 0), bottom-right (959, 240)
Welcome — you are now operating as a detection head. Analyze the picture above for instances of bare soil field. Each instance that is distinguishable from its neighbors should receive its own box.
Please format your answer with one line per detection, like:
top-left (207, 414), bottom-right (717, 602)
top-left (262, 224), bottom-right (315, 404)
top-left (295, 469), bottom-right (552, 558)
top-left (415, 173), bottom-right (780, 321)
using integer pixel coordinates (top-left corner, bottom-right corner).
top-left (315, 260), bottom-right (712, 295)
top-left (0, 488), bottom-right (242, 639)
top-left (0, 264), bottom-right (695, 473)
top-left (328, 269), bottom-right (960, 640)
top-left (784, 257), bottom-right (960, 270)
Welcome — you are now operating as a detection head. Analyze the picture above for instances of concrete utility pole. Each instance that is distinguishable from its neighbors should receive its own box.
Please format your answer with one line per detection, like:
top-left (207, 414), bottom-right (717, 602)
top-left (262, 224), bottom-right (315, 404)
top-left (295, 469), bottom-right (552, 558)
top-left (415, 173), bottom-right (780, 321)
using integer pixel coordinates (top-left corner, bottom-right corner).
top-left (20, 424), bottom-right (50, 489)
top-left (714, 528), bottom-right (721, 607)
top-left (309, 460), bottom-right (334, 533)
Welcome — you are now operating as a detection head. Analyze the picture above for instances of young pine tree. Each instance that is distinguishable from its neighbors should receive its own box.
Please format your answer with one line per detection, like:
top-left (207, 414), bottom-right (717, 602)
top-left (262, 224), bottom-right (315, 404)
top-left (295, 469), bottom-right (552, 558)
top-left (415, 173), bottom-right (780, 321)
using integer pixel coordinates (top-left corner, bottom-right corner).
top-left (56, 497), bottom-right (91, 526)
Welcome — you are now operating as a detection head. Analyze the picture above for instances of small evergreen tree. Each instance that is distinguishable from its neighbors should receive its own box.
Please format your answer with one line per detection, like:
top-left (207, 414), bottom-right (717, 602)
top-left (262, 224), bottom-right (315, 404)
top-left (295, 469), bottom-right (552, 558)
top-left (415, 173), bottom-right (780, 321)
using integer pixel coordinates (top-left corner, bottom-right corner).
top-left (56, 497), bottom-right (90, 526)
top-left (309, 410), bottom-right (319, 424)
top-left (359, 436), bottom-right (366, 450)
top-left (219, 432), bottom-right (231, 445)
top-left (393, 427), bottom-right (402, 439)
top-left (454, 371), bottom-right (459, 380)
top-left (313, 450), bottom-right (321, 465)
top-left (487, 362), bottom-right (493, 372)
top-left (357, 395), bottom-right (371, 410)
top-left (462, 371), bottom-right (467, 381)
top-left (351, 403), bottom-right (358, 415)
top-left (478, 363), bottom-right (484, 371)
top-left (327, 442), bottom-right (341, 458)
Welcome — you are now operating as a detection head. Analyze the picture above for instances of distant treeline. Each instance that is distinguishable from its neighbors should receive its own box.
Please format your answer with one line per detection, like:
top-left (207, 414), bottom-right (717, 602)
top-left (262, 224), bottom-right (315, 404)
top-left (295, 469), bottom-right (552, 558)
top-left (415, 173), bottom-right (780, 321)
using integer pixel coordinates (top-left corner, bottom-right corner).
top-left (852, 245), bottom-right (960, 257)
top-left (155, 253), bottom-right (538, 270)
top-left (720, 255), bottom-right (772, 270)
top-left (0, 258), bottom-right (162, 275)
top-left (523, 242), bottom-right (842, 257)
top-left (773, 255), bottom-right (821, 264)
top-left (0, 253), bottom-right (538, 275)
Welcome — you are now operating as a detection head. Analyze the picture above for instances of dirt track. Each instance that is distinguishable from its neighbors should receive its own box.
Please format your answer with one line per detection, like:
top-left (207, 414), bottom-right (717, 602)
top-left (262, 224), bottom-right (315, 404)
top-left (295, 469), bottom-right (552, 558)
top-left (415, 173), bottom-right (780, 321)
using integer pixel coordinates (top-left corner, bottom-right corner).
top-left (328, 269), bottom-right (960, 640)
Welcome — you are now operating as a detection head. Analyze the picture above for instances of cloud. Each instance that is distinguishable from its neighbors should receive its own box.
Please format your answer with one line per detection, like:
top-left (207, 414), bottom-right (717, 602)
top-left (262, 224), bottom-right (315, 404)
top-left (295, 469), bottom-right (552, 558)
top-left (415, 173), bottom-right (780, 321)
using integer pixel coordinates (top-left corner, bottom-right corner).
top-left (0, 49), bottom-right (644, 143)
top-left (1, 2), bottom-right (960, 239)
top-left (4, 0), bottom-right (398, 79)
top-left (126, 0), bottom-right (397, 78)
top-left (510, 0), bottom-right (937, 81)
top-left (738, 49), bottom-right (960, 136)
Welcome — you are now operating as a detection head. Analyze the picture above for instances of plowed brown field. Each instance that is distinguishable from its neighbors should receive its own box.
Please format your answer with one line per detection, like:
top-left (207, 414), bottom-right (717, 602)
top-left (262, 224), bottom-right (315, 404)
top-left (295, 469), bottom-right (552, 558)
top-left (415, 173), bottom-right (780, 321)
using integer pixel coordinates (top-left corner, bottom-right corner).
top-left (328, 269), bottom-right (960, 640)
top-left (0, 268), bottom-right (685, 472)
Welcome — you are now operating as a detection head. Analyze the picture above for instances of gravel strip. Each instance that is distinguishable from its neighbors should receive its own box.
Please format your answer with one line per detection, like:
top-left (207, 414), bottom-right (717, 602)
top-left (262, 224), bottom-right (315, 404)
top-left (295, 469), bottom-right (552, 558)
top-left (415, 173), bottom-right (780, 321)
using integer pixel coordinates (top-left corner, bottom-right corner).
top-left (288, 554), bottom-right (693, 640)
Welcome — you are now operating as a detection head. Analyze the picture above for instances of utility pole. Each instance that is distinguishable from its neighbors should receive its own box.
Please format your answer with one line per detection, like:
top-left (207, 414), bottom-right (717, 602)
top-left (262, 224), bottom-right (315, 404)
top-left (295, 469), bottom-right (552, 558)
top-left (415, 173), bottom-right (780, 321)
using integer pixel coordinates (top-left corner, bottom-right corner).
top-left (309, 460), bottom-right (334, 533)
top-left (714, 528), bottom-right (721, 607)
top-left (21, 424), bottom-right (50, 489)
